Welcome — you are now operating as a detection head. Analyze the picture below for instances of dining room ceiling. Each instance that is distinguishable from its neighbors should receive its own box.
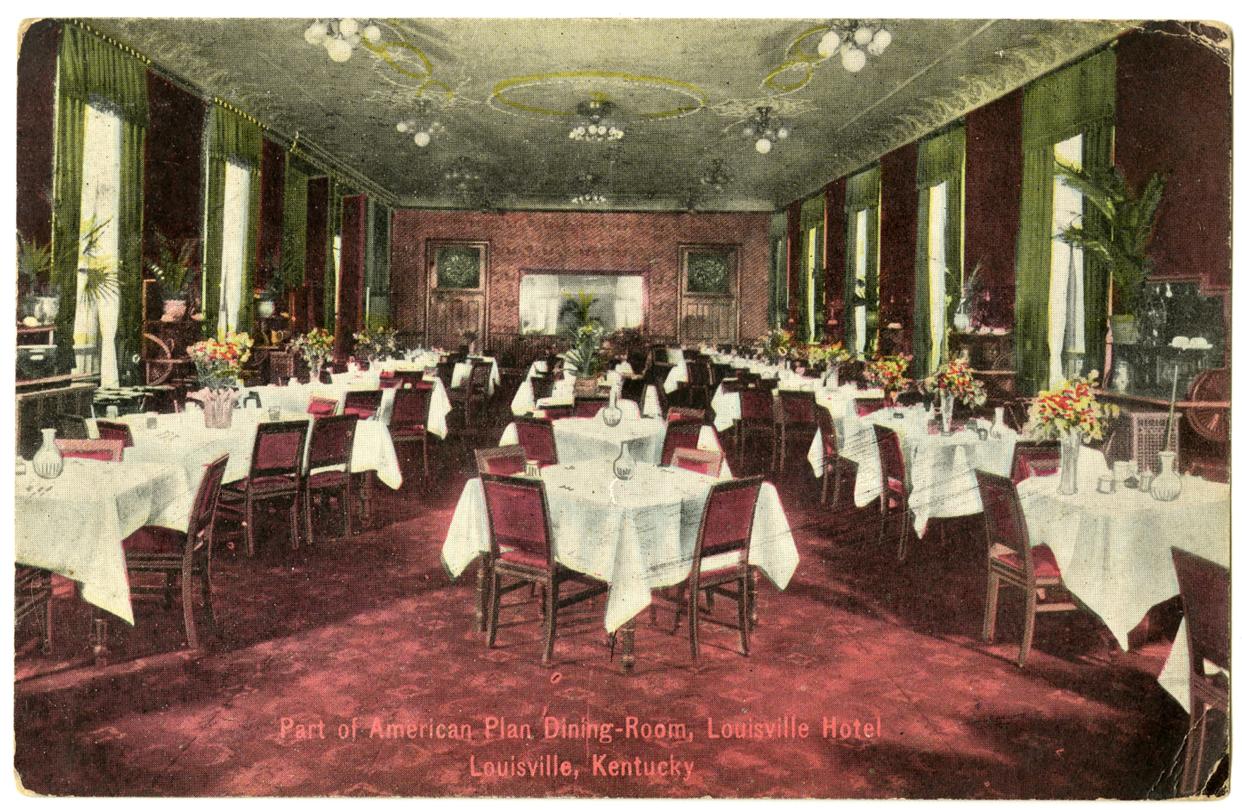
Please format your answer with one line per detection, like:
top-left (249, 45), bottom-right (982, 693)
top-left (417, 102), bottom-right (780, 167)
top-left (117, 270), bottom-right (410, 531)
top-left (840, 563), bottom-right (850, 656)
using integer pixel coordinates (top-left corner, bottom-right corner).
top-left (88, 17), bottom-right (1132, 212)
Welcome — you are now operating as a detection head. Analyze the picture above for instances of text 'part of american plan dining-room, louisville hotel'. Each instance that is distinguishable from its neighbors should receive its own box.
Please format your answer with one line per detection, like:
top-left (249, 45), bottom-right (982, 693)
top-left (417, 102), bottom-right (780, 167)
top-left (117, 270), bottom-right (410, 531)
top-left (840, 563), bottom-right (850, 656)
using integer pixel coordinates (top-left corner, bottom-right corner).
top-left (11, 17), bottom-right (1232, 799)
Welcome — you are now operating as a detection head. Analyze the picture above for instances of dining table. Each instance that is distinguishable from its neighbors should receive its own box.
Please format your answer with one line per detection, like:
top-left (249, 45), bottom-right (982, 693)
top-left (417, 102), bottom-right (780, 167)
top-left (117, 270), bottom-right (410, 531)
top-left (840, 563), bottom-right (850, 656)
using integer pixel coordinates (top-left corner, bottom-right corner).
top-left (440, 457), bottom-right (799, 671)
top-left (1017, 448), bottom-right (1231, 712)
top-left (245, 372), bottom-right (452, 438)
top-left (711, 376), bottom-right (884, 433)
top-left (509, 362), bottom-right (638, 416)
top-left (376, 353), bottom-right (502, 396)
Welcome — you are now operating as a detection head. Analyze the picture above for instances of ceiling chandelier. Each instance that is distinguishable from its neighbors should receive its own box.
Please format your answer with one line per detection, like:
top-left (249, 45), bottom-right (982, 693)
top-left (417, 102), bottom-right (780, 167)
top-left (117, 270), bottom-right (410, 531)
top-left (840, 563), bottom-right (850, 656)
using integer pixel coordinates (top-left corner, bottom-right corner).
top-left (303, 18), bottom-right (383, 63)
top-left (816, 20), bottom-right (893, 73)
top-left (442, 158), bottom-right (483, 197)
top-left (396, 99), bottom-right (445, 148)
top-left (741, 107), bottom-right (789, 154)
top-left (570, 173), bottom-right (609, 206)
top-left (568, 99), bottom-right (625, 143)
top-left (698, 158), bottom-right (733, 193)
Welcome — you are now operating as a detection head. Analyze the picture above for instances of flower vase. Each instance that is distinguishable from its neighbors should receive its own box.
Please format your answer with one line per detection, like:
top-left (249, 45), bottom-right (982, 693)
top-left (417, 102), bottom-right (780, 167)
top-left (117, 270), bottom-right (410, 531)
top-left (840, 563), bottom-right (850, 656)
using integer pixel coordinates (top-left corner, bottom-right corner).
top-left (886, 390), bottom-right (900, 408)
top-left (613, 439), bottom-right (637, 481)
top-left (1058, 432), bottom-right (1081, 496)
top-left (160, 298), bottom-right (187, 322)
top-left (256, 299), bottom-right (276, 319)
top-left (601, 385), bottom-right (623, 427)
top-left (32, 428), bottom-right (64, 479)
top-left (200, 390), bottom-right (237, 429)
top-left (1149, 450), bottom-right (1182, 502)
top-left (939, 392), bottom-right (955, 434)
top-left (953, 308), bottom-right (971, 332)
top-left (823, 366), bottom-right (839, 389)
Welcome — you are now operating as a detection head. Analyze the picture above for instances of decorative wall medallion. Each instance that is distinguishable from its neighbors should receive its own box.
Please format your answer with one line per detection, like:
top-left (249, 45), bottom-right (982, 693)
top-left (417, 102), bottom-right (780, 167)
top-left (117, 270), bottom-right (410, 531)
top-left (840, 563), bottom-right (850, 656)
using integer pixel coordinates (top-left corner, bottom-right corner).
top-left (686, 251), bottom-right (732, 295)
top-left (435, 245), bottom-right (482, 290)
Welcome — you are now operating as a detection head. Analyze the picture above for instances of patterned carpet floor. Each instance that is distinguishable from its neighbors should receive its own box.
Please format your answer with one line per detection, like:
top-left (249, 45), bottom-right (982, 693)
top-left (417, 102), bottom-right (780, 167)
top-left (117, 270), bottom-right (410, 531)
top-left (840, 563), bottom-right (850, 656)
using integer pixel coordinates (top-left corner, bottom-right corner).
top-left (13, 424), bottom-right (1211, 798)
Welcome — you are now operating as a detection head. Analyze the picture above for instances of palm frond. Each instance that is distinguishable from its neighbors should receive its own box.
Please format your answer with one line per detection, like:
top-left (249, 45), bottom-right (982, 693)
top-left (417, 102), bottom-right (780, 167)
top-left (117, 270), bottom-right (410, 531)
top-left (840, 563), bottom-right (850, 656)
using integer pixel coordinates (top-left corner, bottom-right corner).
top-left (1054, 160), bottom-right (1117, 222)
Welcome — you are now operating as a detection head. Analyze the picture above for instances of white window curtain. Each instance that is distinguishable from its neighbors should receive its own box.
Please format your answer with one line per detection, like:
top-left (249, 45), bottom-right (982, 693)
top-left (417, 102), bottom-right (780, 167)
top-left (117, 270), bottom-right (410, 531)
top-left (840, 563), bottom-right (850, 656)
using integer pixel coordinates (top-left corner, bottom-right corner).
top-left (806, 226), bottom-right (818, 343)
top-left (74, 101), bottom-right (123, 385)
top-left (927, 181), bottom-right (949, 371)
top-left (218, 159), bottom-right (252, 337)
top-left (613, 275), bottom-right (644, 329)
top-left (852, 209), bottom-right (869, 355)
top-left (333, 234), bottom-right (343, 315)
top-left (519, 274), bottom-right (560, 335)
top-left (1049, 134), bottom-right (1085, 386)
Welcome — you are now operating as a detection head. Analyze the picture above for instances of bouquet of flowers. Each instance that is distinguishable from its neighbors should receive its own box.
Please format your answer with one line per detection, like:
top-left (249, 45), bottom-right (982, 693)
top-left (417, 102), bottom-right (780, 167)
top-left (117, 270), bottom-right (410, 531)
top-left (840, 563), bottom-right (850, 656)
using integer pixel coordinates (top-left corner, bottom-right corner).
top-left (1027, 371), bottom-right (1117, 443)
top-left (755, 328), bottom-right (795, 363)
top-left (863, 353), bottom-right (913, 394)
top-left (291, 327), bottom-right (335, 370)
top-left (353, 326), bottom-right (398, 362)
top-left (923, 357), bottom-right (988, 407)
top-left (187, 332), bottom-right (252, 390)
top-left (806, 341), bottom-right (852, 368)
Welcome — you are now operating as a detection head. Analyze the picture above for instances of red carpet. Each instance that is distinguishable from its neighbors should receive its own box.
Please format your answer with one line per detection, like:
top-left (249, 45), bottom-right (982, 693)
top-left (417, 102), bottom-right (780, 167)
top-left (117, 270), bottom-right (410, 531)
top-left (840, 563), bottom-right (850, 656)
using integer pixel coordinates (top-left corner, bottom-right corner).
top-left (13, 423), bottom-right (1206, 797)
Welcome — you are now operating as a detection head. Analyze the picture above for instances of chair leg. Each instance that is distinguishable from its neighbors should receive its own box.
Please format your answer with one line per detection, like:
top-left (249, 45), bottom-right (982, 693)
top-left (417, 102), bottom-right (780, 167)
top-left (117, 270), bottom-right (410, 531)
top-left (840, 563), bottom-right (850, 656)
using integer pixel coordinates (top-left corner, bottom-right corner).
top-left (304, 488), bottom-right (315, 547)
top-left (897, 506), bottom-right (910, 561)
top-left (344, 477), bottom-right (354, 538)
top-left (200, 568), bottom-right (215, 630)
top-left (688, 585), bottom-right (701, 660)
top-left (1018, 588), bottom-right (1037, 667)
top-left (289, 494), bottom-right (301, 550)
top-left (748, 568), bottom-right (758, 630)
top-left (542, 578), bottom-right (559, 666)
top-left (983, 571), bottom-right (1000, 643)
top-left (244, 497), bottom-right (256, 557)
top-left (670, 583), bottom-right (688, 636)
top-left (181, 556), bottom-right (199, 649)
top-left (44, 597), bottom-right (54, 654)
top-left (486, 570), bottom-right (501, 648)
top-left (737, 574), bottom-right (751, 656)
top-left (476, 556), bottom-right (491, 633)
top-left (1181, 700), bottom-right (1204, 794)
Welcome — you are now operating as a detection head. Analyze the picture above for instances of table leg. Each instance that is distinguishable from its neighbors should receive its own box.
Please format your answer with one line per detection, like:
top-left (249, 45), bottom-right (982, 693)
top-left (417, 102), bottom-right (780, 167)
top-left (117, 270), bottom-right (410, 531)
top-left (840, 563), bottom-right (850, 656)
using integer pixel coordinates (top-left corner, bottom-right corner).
top-left (475, 555), bottom-right (492, 633)
top-left (619, 619), bottom-right (636, 674)
top-left (92, 614), bottom-right (109, 668)
top-left (748, 569), bottom-right (758, 630)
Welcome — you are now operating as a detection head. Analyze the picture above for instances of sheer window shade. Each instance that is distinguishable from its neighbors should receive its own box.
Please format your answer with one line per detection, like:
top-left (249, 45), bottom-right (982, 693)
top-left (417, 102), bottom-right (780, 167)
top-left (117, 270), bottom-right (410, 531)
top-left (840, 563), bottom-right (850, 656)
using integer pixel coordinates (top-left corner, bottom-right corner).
top-left (912, 125), bottom-right (965, 377)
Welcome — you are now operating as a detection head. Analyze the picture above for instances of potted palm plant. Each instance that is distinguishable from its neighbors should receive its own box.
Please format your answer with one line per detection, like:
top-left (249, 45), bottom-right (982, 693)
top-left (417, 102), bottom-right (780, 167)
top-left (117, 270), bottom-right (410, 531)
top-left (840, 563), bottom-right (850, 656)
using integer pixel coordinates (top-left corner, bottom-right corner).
top-left (147, 231), bottom-right (200, 321)
top-left (17, 232), bottom-right (54, 325)
top-left (1054, 160), bottom-right (1166, 345)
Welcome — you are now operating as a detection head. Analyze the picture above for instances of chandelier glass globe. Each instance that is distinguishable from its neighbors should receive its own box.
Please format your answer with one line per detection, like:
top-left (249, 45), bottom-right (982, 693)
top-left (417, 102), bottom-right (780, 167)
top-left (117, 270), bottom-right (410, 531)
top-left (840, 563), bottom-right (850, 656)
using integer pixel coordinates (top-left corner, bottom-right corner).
top-left (413, 131), bottom-right (431, 148)
top-left (304, 20), bottom-right (328, 45)
top-left (755, 137), bottom-right (773, 154)
top-left (327, 38), bottom-right (353, 63)
top-left (815, 21), bottom-right (891, 73)
top-left (869, 28), bottom-right (892, 55)
top-left (817, 30), bottom-right (841, 58)
top-left (305, 19), bottom-right (384, 64)
top-left (841, 45), bottom-right (867, 73)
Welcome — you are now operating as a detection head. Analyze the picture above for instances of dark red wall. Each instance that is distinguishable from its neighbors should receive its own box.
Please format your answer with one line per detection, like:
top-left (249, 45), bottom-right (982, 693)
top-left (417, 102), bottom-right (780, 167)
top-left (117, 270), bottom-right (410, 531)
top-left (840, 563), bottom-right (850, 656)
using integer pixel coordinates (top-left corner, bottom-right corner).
top-left (304, 178), bottom-right (330, 330)
top-left (1116, 28), bottom-right (1232, 294)
top-left (822, 178), bottom-right (847, 337)
top-left (390, 209), bottom-right (772, 341)
top-left (255, 139), bottom-right (286, 292)
top-left (16, 21), bottom-right (60, 245)
top-left (144, 73), bottom-right (206, 264)
top-left (336, 194), bottom-right (368, 358)
top-left (879, 142), bottom-right (919, 332)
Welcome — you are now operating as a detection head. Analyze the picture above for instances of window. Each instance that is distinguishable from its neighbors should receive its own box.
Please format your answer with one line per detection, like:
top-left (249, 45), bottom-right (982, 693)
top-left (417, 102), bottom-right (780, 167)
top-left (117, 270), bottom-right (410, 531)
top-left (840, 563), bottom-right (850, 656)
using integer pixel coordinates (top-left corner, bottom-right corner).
top-left (217, 159), bottom-right (252, 336)
top-left (926, 181), bottom-right (949, 370)
top-left (73, 100), bottom-right (122, 383)
top-left (1049, 133), bottom-right (1086, 385)
top-left (852, 209), bottom-right (869, 355)
top-left (519, 273), bottom-right (644, 335)
top-left (805, 225), bottom-right (819, 343)
top-left (332, 234), bottom-right (343, 316)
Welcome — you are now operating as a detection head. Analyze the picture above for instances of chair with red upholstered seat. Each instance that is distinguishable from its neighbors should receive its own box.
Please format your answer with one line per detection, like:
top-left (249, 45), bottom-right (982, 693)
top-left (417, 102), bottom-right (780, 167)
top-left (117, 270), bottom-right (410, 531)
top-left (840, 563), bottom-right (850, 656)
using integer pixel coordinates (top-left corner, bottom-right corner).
top-left (661, 418), bottom-right (704, 466)
top-left (670, 447), bottom-right (724, 477)
top-left (514, 416), bottom-right (558, 467)
top-left (976, 470), bottom-right (1078, 667)
top-left (529, 374), bottom-right (556, 403)
top-left (854, 398), bottom-right (886, 417)
top-left (685, 360), bottom-right (714, 409)
top-left (217, 421), bottom-right (309, 556)
top-left (303, 414), bottom-right (359, 545)
top-left (393, 370), bottom-right (423, 389)
top-left (619, 376), bottom-right (647, 409)
top-left (776, 390), bottom-right (819, 472)
top-left (662, 475), bottom-right (765, 659)
top-left (122, 454), bottom-right (229, 648)
top-left (16, 564), bottom-right (54, 653)
top-left (736, 388), bottom-right (776, 471)
top-left (55, 438), bottom-right (125, 462)
top-left (480, 473), bottom-right (608, 664)
top-left (573, 395), bottom-right (610, 418)
top-left (307, 396), bottom-right (338, 418)
top-left (873, 425), bottom-right (912, 560)
top-left (1009, 440), bottom-right (1061, 483)
top-left (378, 371), bottom-right (400, 390)
top-left (390, 385), bottom-right (433, 480)
top-left (474, 446), bottom-right (528, 476)
top-left (342, 389), bottom-right (383, 420)
top-left (1172, 547), bottom-right (1230, 795)
top-left (814, 405), bottom-right (845, 508)
top-left (95, 420), bottom-right (134, 448)
top-left (541, 404), bottom-right (574, 420)
top-left (667, 407), bottom-right (706, 424)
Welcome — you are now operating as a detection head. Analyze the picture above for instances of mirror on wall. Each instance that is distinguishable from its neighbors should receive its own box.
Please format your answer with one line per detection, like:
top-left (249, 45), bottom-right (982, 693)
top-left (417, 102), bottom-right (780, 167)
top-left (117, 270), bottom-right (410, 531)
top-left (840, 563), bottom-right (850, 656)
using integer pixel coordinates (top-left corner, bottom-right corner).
top-left (519, 273), bottom-right (644, 335)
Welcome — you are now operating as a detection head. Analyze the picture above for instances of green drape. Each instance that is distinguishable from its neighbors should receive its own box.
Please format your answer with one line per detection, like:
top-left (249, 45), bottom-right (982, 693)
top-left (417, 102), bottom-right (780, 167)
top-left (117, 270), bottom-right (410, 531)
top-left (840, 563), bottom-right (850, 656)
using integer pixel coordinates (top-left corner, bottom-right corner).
top-left (844, 166), bottom-right (881, 355)
top-left (799, 195), bottom-right (825, 342)
top-left (768, 213), bottom-right (787, 328)
top-left (202, 104), bottom-right (263, 338)
top-left (51, 24), bottom-right (147, 378)
top-left (1080, 126), bottom-right (1113, 379)
top-left (281, 153), bottom-right (311, 289)
top-left (912, 126), bottom-right (965, 377)
top-left (1014, 49), bottom-right (1115, 394)
top-left (366, 201), bottom-right (391, 328)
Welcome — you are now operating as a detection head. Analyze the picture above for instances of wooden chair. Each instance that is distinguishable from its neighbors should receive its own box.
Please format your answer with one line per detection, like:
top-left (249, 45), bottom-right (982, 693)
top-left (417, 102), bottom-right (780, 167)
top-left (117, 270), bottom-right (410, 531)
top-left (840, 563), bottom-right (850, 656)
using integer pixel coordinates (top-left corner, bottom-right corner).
top-left (95, 420), bottom-right (134, 448)
top-left (661, 419), bottom-right (704, 466)
top-left (573, 395), bottom-right (610, 418)
top-left (342, 389), bottom-right (383, 420)
top-left (854, 398), bottom-right (886, 417)
top-left (268, 351), bottom-right (295, 385)
top-left (873, 425), bottom-right (912, 560)
top-left (217, 421), bottom-right (309, 556)
top-left (514, 416), bottom-right (558, 467)
top-left (685, 360), bottom-right (714, 409)
top-left (663, 476), bottom-right (765, 659)
top-left (474, 446), bottom-right (528, 476)
top-left (121, 454), bottom-right (229, 648)
top-left (307, 396), bottom-right (338, 418)
top-left (390, 385), bottom-right (433, 481)
top-left (480, 474), bottom-right (608, 664)
top-left (303, 414), bottom-right (359, 545)
top-left (449, 362), bottom-right (493, 438)
top-left (15, 565), bottom-right (54, 653)
top-left (736, 388), bottom-right (777, 471)
top-left (619, 376), bottom-right (647, 410)
top-left (55, 438), bottom-right (125, 462)
top-left (670, 447), bottom-right (724, 477)
top-left (776, 390), bottom-right (819, 472)
top-left (1010, 440), bottom-right (1061, 483)
top-left (976, 470), bottom-right (1078, 667)
top-left (541, 404), bottom-right (575, 421)
top-left (57, 414), bottom-right (90, 440)
top-left (668, 407), bottom-right (706, 424)
top-left (1172, 547), bottom-right (1230, 795)
top-left (814, 405), bottom-right (845, 508)
top-left (530, 374), bottom-right (556, 403)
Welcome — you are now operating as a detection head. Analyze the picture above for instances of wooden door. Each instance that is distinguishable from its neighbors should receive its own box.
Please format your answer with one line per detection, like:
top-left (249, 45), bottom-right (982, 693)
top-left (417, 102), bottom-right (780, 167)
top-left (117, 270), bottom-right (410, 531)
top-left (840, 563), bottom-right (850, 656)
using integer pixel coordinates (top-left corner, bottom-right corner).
top-left (426, 241), bottom-right (488, 350)
top-left (679, 245), bottom-right (739, 344)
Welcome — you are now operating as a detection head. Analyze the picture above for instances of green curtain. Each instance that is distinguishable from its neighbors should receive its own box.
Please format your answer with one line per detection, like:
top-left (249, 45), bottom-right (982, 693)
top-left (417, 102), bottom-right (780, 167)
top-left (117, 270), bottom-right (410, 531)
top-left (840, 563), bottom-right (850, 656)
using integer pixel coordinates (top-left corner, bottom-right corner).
top-left (51, 24), bottom-right (147, 378)
top-left (1013, 49), bottom-right (1115, 394)
top-left (1080, 126), bottom-right (1113, 378)
top-left (799, 195), bottom-right (825, 342)
top-left (912, 126), bottom-right (965, 377)
top-left (281, 153), bottom-right (310, 291)
top-left (768, 213), bottom-right (787, 328)
top-left (366, 201), bottom-right (391, 328)
top-left (202, 103), bottom-right (263, 338)
top-left (844, 166), bottom-right (881, 355)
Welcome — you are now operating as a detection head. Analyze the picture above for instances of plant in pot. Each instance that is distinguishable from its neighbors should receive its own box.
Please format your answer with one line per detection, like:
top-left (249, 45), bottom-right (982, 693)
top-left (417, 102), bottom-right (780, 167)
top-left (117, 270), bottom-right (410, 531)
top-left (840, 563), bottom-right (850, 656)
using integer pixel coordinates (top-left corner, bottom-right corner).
top-left (147, 231), bottom-right (200, 321)
top-left (291, 327), bottom-right (335, 382)
top-left (565, 321), bottom-right (606, 396)
top-left (186, 331), bottom-right (252, 428)
top-left (17, 232), bottom-right (54, 326)
top-left (1054, 159), bottom-right (1166, 346)
top-left (951, 260), bottom-right (984, 333)
top-left (254, 248), bottom-right (293, 320)
top-left (353, 325), bottom-right (398, 365)
top-left (559, 289), bottom-right (602, 337)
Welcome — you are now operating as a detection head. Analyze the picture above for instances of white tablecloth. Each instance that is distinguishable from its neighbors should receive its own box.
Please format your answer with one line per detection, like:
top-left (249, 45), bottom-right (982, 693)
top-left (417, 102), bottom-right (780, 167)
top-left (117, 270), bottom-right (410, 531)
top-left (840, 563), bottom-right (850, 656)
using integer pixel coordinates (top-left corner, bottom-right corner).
top-left (247, 374), bottom-right (452, 438)
top-left (92, 409), bottom-right (404, 491)
top-left (499, 412), bottom-right (729, 473)
top-left (713, 379), bottom-right (883, 433)
top-left (378, 354), bottom-right (500, 396)
top-left (15, 459), bottom-right (195, 623)
top-left (441, 458), bottom-right (799, 632)
top-left (509, 364), bottom-right (637, 416)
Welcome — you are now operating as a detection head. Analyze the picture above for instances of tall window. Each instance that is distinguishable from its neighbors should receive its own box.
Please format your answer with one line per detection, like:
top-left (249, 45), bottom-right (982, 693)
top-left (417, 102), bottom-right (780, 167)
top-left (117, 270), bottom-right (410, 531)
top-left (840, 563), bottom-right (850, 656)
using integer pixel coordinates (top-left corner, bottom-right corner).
top-left (805, 224), bottom-right (819, 342)
top-left (217, 160), bottom-right (252, 336)
top-left (73, 100), bottom-right (122, 383)
top-left (332, 233), bottom-right (343, 316)
top-left (852, 209), bottom-right (869, 354)
top-left (1049, 134), bottom-right (1086, 385)
top-left (926, 180), bottom-right (949, 370)
top-left (845, 167), bottom-right (880, 357)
